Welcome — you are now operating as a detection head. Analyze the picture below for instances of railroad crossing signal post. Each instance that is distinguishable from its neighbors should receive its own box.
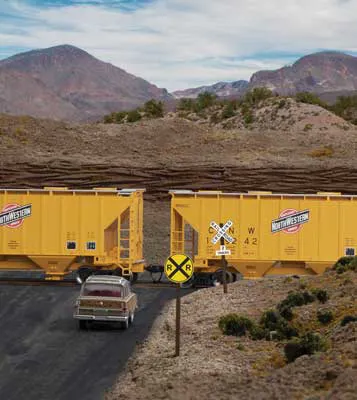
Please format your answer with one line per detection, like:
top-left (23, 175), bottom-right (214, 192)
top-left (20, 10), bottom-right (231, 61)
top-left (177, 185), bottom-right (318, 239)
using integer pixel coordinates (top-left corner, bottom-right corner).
top-left (220, 224), bottom-right (228, 294)
top-left (164, 254), bottom-right (193, 357)
top-left (210, 220), bottom-right (234, 295)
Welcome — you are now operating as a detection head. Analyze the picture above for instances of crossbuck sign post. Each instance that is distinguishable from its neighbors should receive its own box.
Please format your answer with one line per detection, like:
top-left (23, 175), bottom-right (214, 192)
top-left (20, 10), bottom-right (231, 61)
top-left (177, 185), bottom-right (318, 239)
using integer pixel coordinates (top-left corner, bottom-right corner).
top-left (210, 220), bottom-right (234, 294)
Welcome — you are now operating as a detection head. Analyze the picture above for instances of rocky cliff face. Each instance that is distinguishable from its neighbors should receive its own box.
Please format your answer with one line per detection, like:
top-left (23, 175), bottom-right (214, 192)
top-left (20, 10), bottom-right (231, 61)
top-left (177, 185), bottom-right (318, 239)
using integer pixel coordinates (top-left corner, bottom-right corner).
top-left (249, 52), bottom-right (357, 94)
top-left (172, 80), bottom-right (249, 99)
top-left (0, 45), bottom-right (171, 121)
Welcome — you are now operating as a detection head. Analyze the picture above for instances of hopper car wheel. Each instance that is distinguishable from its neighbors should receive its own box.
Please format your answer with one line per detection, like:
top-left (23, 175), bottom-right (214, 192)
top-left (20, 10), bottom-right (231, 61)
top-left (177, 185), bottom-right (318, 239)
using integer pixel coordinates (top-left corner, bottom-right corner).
top-left (76, 267), bottom-right (93, 284)
top-left (151, 271), bottom-right (163, 283)
top-left (78, 320), bottom-right (88, 330)
top-left (232, 272), bottom-right (243, 282)
top-left (215, 270), bottom-right (233, 284)
top-left (181, 275), bottom-right (195, 289)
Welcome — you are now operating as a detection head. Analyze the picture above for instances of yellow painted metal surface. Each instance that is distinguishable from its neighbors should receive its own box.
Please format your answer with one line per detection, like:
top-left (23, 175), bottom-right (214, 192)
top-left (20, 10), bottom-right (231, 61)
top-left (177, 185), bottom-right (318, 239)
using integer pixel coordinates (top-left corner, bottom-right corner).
top-left (0, 188), bottom-right (145, 278)
top-left (170, 191), bottom-right (355, 278)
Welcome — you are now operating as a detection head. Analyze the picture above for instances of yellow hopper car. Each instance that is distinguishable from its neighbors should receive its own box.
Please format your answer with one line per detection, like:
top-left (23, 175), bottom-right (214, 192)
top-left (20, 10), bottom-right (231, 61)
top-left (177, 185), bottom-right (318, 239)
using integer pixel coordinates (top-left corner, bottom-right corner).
top-left (0, 187), bottom-right (145, 282)
top-left (170, 190), bottom-right (354, 284)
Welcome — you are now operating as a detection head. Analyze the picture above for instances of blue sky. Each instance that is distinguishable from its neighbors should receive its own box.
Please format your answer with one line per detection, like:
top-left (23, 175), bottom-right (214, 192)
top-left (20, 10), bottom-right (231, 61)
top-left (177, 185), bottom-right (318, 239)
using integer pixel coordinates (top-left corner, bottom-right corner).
top-left (1, 0), bottom-right (357, 91)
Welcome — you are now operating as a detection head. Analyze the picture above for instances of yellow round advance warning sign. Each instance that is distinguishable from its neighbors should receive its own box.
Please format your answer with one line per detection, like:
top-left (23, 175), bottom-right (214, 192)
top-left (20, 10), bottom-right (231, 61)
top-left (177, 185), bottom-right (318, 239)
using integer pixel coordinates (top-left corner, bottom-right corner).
top-left (164, 254), bottom-right (194, 283)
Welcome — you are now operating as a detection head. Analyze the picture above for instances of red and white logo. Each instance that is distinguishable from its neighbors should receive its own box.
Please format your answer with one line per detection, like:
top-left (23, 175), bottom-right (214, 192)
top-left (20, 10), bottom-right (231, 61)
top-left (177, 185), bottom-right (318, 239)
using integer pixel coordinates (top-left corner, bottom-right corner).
top-left (0, 203), bottom-right (32, 228)
top-left (271, 209), bottom-right (310, 234)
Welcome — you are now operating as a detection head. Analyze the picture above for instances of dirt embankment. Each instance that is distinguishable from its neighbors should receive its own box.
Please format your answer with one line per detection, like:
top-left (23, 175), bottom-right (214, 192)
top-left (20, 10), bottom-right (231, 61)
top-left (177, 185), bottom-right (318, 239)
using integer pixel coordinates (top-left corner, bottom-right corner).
top-left (106, 270), bottom-right (357, 400)
top-left (1, 107), bottom-right (357, 199)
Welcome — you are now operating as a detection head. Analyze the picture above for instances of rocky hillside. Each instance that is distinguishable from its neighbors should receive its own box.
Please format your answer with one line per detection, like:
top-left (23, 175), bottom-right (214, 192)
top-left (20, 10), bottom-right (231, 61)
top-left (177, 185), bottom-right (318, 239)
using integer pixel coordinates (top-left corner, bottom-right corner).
top-left (174, 52), bottom-right (357, 100)
top-left (172, 80), bottom-right (248, 99)
top-left (0, 45), bottom-right (170, 121)
top-left (250, 52), bottom-right (357, 95)
top-left (107, 266), bottom-right (357, 400)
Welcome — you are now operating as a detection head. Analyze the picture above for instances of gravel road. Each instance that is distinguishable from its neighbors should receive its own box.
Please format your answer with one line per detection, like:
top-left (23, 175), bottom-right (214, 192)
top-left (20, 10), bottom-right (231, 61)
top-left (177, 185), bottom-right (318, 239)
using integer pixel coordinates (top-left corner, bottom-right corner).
top-left (0, 284), bottom-right (177, 400)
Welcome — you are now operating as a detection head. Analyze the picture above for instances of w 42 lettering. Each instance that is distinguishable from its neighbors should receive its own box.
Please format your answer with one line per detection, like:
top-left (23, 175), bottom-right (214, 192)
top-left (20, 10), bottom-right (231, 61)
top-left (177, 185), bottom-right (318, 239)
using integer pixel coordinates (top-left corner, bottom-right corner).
top-left (244, 237), bottom-right (258, 245)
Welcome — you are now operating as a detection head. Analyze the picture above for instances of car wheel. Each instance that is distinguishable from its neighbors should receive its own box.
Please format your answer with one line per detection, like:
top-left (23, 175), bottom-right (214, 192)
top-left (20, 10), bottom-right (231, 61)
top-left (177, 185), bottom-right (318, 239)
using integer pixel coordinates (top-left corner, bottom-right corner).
top-left (121, 319), bottom-right (129, 330)
top-left (130, 313), bottom-right (135, 324)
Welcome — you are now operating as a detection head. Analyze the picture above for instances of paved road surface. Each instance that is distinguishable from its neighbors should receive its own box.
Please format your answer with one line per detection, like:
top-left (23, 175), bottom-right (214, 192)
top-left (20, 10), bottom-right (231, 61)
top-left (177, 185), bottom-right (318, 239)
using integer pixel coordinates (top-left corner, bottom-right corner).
top-left (0, 284), bottom-right (177, 400)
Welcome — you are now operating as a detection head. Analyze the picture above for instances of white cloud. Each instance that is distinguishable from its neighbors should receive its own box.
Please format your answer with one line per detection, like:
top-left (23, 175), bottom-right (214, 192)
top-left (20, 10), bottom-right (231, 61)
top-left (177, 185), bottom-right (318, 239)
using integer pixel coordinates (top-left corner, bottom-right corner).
top-left (1, 0), bottom-right (357, 90)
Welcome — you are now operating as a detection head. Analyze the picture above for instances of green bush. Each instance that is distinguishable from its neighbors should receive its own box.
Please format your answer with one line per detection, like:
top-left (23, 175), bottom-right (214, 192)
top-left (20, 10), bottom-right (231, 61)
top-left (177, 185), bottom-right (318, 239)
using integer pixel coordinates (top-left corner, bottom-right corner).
top-left (295, 92), bottom-right (328, 108)
top-left (243, 87), bottom-right (274, 105)
top-left (277, 290), bottom-right (317, 321)
top-left (331, 95), bottom-right (357, 124)
top-left (340, 315), bottom-right (357, 327)
top-left (284, 332), bottom-right (328, 363)
top-left (317, 310), bottom-right (334, 325)
top-left (311, 289), bottom-right (329, 304)
top-left (103, 113), bottom-right (115, 123)
top-left (278, 99), bottom-right (287, 109)
top-left (126, 109), bottom-right (142, 123)
top-left (114, 111), bottom-right (127, 123)
top-left (249, 324), bottom-right (268, 340)
top-left (258, 309), bottom-right (298, 340)
top-left (218, 314), bottom-right (254, 336)
top-left (195, 92), bottom-right (217, 111)
top-left (333, 256), bottom-right (357, 274)
top-left (143, 99), bottom-right (164, 118)
top-left (279, 305), bottom-right (294, 321)
top-left (221, 102), bottom-right (237, 119)
top-left (244, 112), bottom-right (254, 125)
top-left (177, 98), bottom-right (195, 111)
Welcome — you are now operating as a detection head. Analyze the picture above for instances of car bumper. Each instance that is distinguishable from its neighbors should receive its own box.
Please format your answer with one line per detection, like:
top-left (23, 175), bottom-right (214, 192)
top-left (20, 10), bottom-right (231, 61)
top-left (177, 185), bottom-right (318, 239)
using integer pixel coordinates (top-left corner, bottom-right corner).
top-left (73, 314), bottom-right (129, 322)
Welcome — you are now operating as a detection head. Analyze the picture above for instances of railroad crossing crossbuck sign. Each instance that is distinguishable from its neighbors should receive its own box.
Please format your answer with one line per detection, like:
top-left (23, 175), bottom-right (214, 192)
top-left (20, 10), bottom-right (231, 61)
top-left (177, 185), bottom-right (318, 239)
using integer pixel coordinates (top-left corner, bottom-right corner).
top-left (210, 220), bottom-right (234, 245)
top-left (164, 254), bottom-right (194, 284)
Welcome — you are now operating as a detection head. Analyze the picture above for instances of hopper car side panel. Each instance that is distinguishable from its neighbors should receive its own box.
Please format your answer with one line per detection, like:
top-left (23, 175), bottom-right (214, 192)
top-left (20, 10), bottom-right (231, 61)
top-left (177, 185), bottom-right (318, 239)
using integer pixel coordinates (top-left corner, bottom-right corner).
top-left (170, 191), bottom-right (357, 279)
top-left (0, 188), bottom-right (145, 280)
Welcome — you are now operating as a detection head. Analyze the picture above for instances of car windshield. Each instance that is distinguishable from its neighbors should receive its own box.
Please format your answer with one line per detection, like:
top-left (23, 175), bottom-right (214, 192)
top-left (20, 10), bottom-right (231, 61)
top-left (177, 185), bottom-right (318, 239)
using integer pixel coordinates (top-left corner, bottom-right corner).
top-left (82, 283), bottom-right (122, 297)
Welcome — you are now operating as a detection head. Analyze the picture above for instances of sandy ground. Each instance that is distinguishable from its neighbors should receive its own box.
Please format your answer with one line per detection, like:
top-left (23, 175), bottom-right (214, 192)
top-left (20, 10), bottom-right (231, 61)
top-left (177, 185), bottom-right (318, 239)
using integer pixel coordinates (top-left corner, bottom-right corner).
top-left (106, 270), bottom-right (357, 400)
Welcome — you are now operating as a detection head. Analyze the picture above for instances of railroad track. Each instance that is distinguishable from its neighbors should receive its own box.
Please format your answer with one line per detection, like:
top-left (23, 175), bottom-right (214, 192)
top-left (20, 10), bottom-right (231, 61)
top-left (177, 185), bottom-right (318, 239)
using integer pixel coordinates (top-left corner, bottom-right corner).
top-left (0, 278), bottom-right (176, 289)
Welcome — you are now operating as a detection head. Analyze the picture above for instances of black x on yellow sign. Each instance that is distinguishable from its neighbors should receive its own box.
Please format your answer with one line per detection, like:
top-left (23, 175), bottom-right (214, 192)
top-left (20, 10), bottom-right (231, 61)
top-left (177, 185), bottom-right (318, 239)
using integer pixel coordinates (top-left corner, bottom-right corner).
top-left (164, 254), bottom-right (194, 283)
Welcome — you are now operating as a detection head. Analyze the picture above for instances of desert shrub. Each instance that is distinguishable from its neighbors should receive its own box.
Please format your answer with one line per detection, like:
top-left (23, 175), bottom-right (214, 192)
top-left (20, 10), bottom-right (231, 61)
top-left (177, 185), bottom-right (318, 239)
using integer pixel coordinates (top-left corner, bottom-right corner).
top-left (243, 87), bottom-right (274, 105)
top-left (284, 332), bottom-right (328, 363)
top-left (210, 112), bottom-right (221, 124)
top-left (249, 324), bottom-right (268, 340)
top-left (177, 98), bottom-right (195, 111)
top-left (194, 92), bottom-right (217, 112)
top-left (257, 310), bottom-right (298, 340)
top-left (331, 95), bottom-right (357, 124)
top-left (333, 256), bottom-right (357, 274)
top-left (303, 123), bottom-right (313, 131)
top-left (103, 113), bottom-right (115, 123)
top-left (340, 315), bottom-right (357, 327)
top-left (311, 288), bottom-right (329, 304)
top-left (218, 314), bottom-right (254, 336)
top-left (114, 111), bottom-right (127, 123)
top-left (278, 99), bottom-right (287, 109)
top-left (317, 310), bottom-right (334, 325)
top-left (221, 102), bottom-right (236, 119)
top-left (295, 92), bottom-right (328, 108)
top-left (244, 112), bottom-right (254, 125)
top-left (143, 99), bottom-right (164, 118)
top-left (279, 305), bottom-right (294, 321)
top-left (277, 291), bottom-right (317, 321)
top-left (308, 146), bottom-right (334, 158)
top-left (126, 109), bottom-right (142, 123)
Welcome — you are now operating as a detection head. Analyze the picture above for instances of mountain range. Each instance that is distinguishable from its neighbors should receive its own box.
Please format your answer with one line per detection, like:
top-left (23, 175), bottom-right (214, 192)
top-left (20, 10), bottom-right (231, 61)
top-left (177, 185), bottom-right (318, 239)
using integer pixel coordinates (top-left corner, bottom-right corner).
top-left (0, 45), bottom-right (170, 121)
top-left (1, 45), bottom-right (357, 121)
